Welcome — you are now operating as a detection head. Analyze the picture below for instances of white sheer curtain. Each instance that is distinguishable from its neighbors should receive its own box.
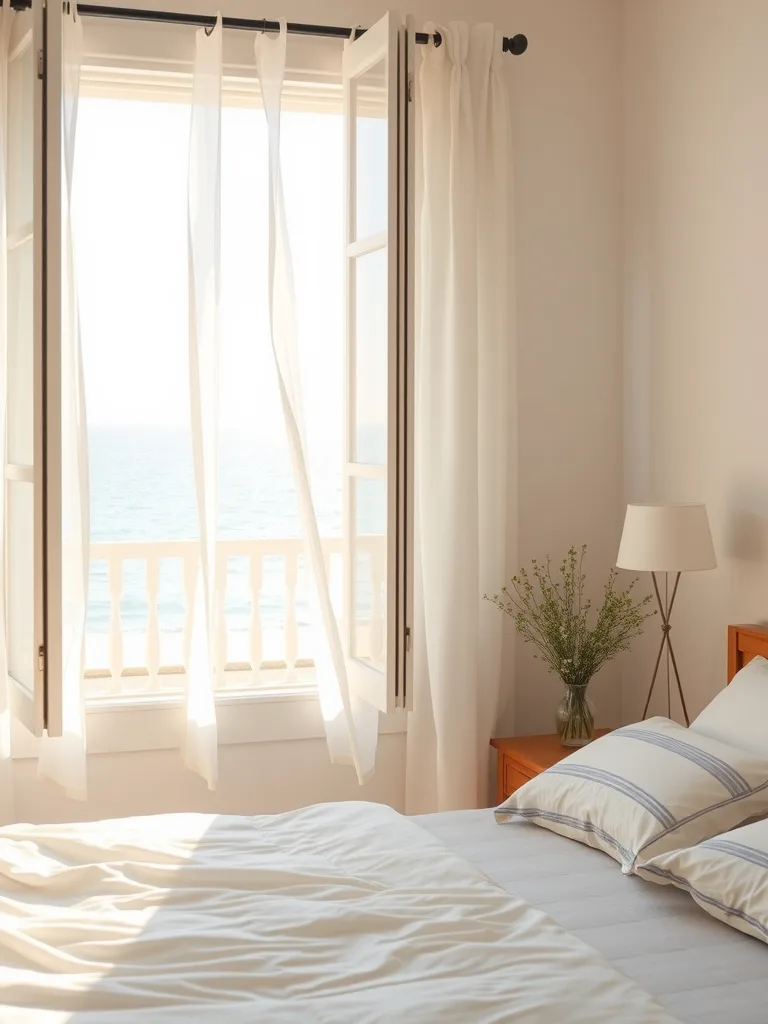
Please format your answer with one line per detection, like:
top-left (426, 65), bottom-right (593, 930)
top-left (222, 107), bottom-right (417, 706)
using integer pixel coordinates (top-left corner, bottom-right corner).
top-left (39, 4), bottom-right (89, 799)
top-left (254, 25), bottom-right (378, 782)
top-left (184, 16), bottom-right (222, 789)
top-left (0, 6), bottom-right (13, 823)
top-left (406, 23), bottom-right (513, 812)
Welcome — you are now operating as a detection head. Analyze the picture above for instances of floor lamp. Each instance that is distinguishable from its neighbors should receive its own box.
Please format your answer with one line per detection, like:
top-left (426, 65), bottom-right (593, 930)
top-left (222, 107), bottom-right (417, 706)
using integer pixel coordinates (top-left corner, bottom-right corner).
top-left (616, 503), bottom-right (716, 725)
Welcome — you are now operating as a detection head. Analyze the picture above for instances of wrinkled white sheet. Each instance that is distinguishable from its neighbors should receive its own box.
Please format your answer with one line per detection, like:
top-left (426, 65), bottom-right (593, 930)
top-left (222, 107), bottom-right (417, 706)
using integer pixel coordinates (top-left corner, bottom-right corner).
top-left (0, 802), bottom-right (679, 1022)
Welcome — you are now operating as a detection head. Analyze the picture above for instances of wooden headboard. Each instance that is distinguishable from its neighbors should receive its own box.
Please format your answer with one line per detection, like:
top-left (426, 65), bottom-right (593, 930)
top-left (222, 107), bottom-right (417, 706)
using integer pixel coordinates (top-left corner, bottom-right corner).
top-left (728, 624), bottom-right (768, 682)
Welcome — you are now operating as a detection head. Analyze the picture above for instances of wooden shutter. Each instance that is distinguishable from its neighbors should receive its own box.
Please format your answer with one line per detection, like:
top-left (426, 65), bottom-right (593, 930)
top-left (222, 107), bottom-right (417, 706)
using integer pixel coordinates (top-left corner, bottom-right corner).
top-left (342, 13), bottom-right (413, 713)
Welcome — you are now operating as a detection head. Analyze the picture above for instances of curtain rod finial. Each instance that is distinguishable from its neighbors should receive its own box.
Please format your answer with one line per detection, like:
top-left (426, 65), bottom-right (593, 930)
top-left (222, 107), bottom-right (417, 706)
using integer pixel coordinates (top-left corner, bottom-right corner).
top-left (503, 34), bottom-right (528, 56)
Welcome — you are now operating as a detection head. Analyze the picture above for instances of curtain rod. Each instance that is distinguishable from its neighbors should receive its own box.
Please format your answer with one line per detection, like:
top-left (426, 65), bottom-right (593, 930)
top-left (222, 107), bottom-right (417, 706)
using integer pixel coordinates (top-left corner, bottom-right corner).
top-left (3, 1), bottom-right (528, 55)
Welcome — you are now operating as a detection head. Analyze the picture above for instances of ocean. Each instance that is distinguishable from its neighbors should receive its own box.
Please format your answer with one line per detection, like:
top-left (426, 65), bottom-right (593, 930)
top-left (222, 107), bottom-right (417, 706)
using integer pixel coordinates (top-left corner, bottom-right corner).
top-left (86, 425), bottom-right (382, 669)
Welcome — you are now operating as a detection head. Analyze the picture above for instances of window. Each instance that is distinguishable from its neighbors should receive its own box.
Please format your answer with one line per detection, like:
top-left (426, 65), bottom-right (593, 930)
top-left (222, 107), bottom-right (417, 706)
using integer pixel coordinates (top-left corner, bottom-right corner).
top-left (76, 88), bottom-right (347, 700)
top-left (4, 5), bottom-right (412, 740)
top-left (5, 0), bottom-right (45, 734)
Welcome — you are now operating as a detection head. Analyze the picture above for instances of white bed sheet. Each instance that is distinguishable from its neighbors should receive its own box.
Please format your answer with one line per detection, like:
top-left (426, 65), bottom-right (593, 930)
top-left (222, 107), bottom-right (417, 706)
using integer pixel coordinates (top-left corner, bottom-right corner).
top-left (0, 802), bottom-right (679, 1023)
top-left (416, 809), bottom-right (768, 1024)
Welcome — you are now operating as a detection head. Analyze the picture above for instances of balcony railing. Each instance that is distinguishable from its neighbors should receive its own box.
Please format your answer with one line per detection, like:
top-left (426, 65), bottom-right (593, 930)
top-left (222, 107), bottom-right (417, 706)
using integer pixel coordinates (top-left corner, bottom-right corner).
top-left (85, 535), bottom-right (385, 698)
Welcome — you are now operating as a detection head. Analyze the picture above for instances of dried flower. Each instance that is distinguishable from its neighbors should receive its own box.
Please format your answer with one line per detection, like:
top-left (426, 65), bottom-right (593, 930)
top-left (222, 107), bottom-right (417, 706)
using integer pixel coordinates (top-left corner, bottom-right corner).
top-left (484, 545), bottom-right (655, 686)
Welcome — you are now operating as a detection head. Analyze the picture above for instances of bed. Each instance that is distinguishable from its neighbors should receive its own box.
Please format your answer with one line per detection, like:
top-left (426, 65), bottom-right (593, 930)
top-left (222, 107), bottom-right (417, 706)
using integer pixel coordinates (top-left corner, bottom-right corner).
top-left (1, 802), bottom-right (678, 1023)
top-left (418, 809), bottom-right (768, 1024)
top-left (2, 625), bottom-right (767, 1022)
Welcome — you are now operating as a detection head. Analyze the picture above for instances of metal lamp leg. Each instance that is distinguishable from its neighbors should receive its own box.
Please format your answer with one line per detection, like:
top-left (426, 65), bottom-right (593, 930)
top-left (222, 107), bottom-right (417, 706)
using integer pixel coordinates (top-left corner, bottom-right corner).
top-left (642, 572), bottom-right (690, 726)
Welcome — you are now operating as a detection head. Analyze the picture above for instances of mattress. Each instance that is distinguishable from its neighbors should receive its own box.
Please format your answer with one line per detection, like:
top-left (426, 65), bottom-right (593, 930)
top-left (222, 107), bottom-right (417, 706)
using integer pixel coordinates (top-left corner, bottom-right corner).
top-left (416, 809), bottom-right (768, 1024)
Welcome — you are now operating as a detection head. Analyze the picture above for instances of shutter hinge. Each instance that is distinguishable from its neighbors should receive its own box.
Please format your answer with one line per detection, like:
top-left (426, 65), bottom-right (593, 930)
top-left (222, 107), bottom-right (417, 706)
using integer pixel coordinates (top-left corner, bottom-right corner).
top-left (37, 645), bottom-right (45, 673)
top-left (407, 73), bottom-right (413, 102)
top-left (405, 627), bottom-right (412, 652)
top-left (37, 48), bottom-right (44, 80)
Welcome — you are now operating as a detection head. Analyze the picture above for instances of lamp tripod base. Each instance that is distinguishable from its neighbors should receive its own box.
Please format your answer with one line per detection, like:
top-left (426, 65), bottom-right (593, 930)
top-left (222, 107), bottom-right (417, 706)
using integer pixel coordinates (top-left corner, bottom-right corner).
top-left (642, 571), bottom-right (690, 727)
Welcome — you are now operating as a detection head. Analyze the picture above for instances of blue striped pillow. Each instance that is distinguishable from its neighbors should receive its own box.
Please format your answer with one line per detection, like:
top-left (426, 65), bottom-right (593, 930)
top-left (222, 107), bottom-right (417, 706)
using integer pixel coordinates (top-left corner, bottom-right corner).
top-left (495, 718), bottom-right (768, 873)
top-left (637, 817), bottom-right (768, 943)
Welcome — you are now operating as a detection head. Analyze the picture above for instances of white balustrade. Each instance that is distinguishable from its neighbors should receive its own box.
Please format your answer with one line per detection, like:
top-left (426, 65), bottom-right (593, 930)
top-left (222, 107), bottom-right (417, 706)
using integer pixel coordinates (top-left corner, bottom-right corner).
top-left (214, 556), bottom-right (228, 687)
top-left (370, 542), bottom-right (387, 671)
top-left (248, 555), bottom-right (263, 685)
top-left (107, 556), bottom-right (123, 693)
top-left (145, 553), bottom-right (161, 689)
top-left (284, 549), bottom-right (299, 681)
top-left (85, 535), bottom-right (385, 696)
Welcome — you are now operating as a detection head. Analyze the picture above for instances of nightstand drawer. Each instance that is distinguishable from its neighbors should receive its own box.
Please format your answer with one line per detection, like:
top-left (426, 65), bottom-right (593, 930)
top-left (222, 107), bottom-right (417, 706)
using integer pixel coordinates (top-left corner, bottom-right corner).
top-left (503, 759), bottom-right (533, 798)
top-left (492, 731), bottom-right (610, 803)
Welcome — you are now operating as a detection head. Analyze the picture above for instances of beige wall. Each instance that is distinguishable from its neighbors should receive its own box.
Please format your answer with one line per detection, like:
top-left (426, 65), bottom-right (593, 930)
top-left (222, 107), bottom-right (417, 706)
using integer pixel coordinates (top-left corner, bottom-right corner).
top-left (13, 0), bottom-right (626, 821)
top-left (13, 734), bottom-right (406, 823)
top-left (622, 0), bottom-right (768, 722)
top-left (510, 0), bottom-right (624, 735)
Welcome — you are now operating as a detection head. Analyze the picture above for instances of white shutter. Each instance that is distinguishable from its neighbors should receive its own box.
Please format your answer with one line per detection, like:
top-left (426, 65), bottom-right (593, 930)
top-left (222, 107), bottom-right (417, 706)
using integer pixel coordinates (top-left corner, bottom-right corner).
top-left (342, 13), bottom-right (413, 713)
top-left (5, 0), bottom-right (68, 738)
top-left (42, 0), bottom-right (67, 739)
top-left (5, 0), bottom-right (46, 735)
top-left (397, 16), bottom-right (414, 713)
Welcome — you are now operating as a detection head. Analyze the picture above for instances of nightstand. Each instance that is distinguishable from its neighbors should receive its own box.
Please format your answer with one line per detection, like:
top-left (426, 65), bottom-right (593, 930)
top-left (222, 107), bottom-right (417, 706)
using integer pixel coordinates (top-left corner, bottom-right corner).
top-left (490, 730), bottom-right (610, 804)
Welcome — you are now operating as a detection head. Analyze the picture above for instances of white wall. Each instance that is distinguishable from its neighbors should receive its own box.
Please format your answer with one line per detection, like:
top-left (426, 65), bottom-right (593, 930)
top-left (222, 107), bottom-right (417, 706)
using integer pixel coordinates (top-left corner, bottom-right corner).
top-left (13, 0), bottom-right (626, 821)
top-left (622, 0), bottom-right (768, 722)
top-left (13, 733), bottom-right (406, 823)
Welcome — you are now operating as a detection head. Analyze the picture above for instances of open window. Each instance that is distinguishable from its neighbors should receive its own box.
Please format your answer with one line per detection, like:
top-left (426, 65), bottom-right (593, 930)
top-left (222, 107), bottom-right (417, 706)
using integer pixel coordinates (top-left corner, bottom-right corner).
top-left (342, 12), bottom-right (413, 714)
top-left (5, 0), bottom-right (45, 734)
top-left (5, 0), bottom-right (73, 738)
top-left (4, 5), bottom-right (415, 741)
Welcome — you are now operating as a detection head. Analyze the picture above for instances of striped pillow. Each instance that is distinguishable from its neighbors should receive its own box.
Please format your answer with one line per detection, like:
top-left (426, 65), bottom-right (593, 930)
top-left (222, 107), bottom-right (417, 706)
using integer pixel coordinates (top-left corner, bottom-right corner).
top-left (495, 717), bottom-right (768, 873)
top-left (637, 818), bottom-right (768, 943)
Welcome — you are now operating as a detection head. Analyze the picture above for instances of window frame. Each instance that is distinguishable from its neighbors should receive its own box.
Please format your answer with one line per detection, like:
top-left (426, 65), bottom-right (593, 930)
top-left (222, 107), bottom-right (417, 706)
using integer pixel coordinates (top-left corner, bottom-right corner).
top-left (341, 12), bottom-right (414, 714)
top-left (6, 12), bottom-right (413, 749)
top-left (5, 0), bottom-right (47, 737)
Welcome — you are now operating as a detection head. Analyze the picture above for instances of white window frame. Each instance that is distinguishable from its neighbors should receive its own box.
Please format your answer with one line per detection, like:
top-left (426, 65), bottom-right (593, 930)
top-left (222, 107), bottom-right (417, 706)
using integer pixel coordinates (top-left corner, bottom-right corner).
top-left (341, 12), bottom-right (414, 715)
top-left (7, 10), bottom-right (413, 754)
top-left (6, 0), bottom-right (49, 738)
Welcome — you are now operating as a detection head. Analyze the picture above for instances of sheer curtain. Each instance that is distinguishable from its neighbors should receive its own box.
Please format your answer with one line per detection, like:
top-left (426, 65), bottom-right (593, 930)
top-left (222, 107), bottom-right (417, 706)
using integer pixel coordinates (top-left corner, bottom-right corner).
top-left (254, 24), bottom-right (378, 782)
top-left (184, 16), bottom-right (222, 789)
top-left (39, 4), bottom-right (89, 799)
top-left (406, 23), bottom-right (513, 812)
top-left (0, 6), bottom-right (13, 823)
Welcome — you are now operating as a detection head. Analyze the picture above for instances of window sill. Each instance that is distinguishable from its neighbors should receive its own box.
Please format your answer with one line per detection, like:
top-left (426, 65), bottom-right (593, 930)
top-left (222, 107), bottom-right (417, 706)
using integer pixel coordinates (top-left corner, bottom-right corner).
top-left (11, 687), bottom-right (407, 759)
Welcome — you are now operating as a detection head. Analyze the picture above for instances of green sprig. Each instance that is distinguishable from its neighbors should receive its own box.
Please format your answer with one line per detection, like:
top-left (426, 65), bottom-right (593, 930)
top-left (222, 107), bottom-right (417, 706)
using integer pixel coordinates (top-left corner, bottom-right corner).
top-left (484, 545), bottom-right (655, 686)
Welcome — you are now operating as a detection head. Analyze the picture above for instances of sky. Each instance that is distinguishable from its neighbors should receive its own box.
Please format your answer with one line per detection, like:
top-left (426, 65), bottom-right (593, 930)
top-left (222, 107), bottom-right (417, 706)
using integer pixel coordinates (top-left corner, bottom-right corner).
top-left (73, 93), bottom-right (387, 455)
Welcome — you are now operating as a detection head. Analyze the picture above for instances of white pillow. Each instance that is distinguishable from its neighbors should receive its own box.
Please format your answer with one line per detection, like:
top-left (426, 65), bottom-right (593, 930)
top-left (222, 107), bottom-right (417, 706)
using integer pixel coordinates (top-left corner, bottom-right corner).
top-left (637, 817), bottom-right (768, 944)
top-left (690, 655), bottom-right (768, 756)
top-left (495, 717), bottom-right (768, 873)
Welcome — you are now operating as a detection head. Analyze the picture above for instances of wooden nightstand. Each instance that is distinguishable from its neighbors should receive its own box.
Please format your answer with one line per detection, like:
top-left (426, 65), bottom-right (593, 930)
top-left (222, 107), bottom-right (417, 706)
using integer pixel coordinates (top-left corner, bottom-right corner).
top-left (491, 730), bottom-right (610, 804)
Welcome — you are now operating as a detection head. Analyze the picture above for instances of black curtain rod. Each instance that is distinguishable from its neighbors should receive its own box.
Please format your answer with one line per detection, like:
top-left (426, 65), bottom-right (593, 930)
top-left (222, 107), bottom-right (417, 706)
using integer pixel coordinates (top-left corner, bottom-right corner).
top-left (4, 0), bottom-right (528, 55)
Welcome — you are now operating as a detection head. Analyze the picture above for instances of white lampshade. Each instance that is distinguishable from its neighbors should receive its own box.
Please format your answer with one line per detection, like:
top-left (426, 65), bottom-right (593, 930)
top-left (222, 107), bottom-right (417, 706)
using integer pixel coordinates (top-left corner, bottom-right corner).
top-left (616, 503), bottom-right (717, 573)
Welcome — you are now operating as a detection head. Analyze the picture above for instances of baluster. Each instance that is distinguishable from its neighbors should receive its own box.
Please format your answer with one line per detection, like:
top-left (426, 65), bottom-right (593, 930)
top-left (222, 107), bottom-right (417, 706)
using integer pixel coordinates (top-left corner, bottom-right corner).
top-left (182, 551), bottom-right (197, 677)
top-left (215, 555), bottom-right (228, 687)
top-left (145, 555), bottom-right (161, 690)
top-left (322, 544), bottom-right (332, 589)
top-left (108, 556), bottom-right (124, 691)
top-left (249, 553), bottom-right (263, 682)
top-left (370, 542), bottom-right (386, 670)
top-left (284, 549), bottom-right (299, 679)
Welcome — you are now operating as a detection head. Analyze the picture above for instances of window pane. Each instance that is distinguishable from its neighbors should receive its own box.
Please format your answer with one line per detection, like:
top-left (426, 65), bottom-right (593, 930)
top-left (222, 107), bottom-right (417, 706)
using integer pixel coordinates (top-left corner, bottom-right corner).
top-left (7, 240), bottom-right (34, 466)
top-left (354, 246), bottom-right (387, 465)
top-left (7, 38), bottom-right (34, 234)
top-left (354, 58), bottom-right (387, 239)
top-left (75, 93), bottom-right (345, 693)
top-left (7, 482), bottom-right (34, 691)
top-left (351, 474), bottom-right (386, 670)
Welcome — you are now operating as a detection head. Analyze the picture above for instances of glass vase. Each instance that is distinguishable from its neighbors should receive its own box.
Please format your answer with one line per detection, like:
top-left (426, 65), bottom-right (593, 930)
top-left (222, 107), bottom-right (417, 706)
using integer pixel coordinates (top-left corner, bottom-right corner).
top-left (556, 682), bottom-right (595, 747)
